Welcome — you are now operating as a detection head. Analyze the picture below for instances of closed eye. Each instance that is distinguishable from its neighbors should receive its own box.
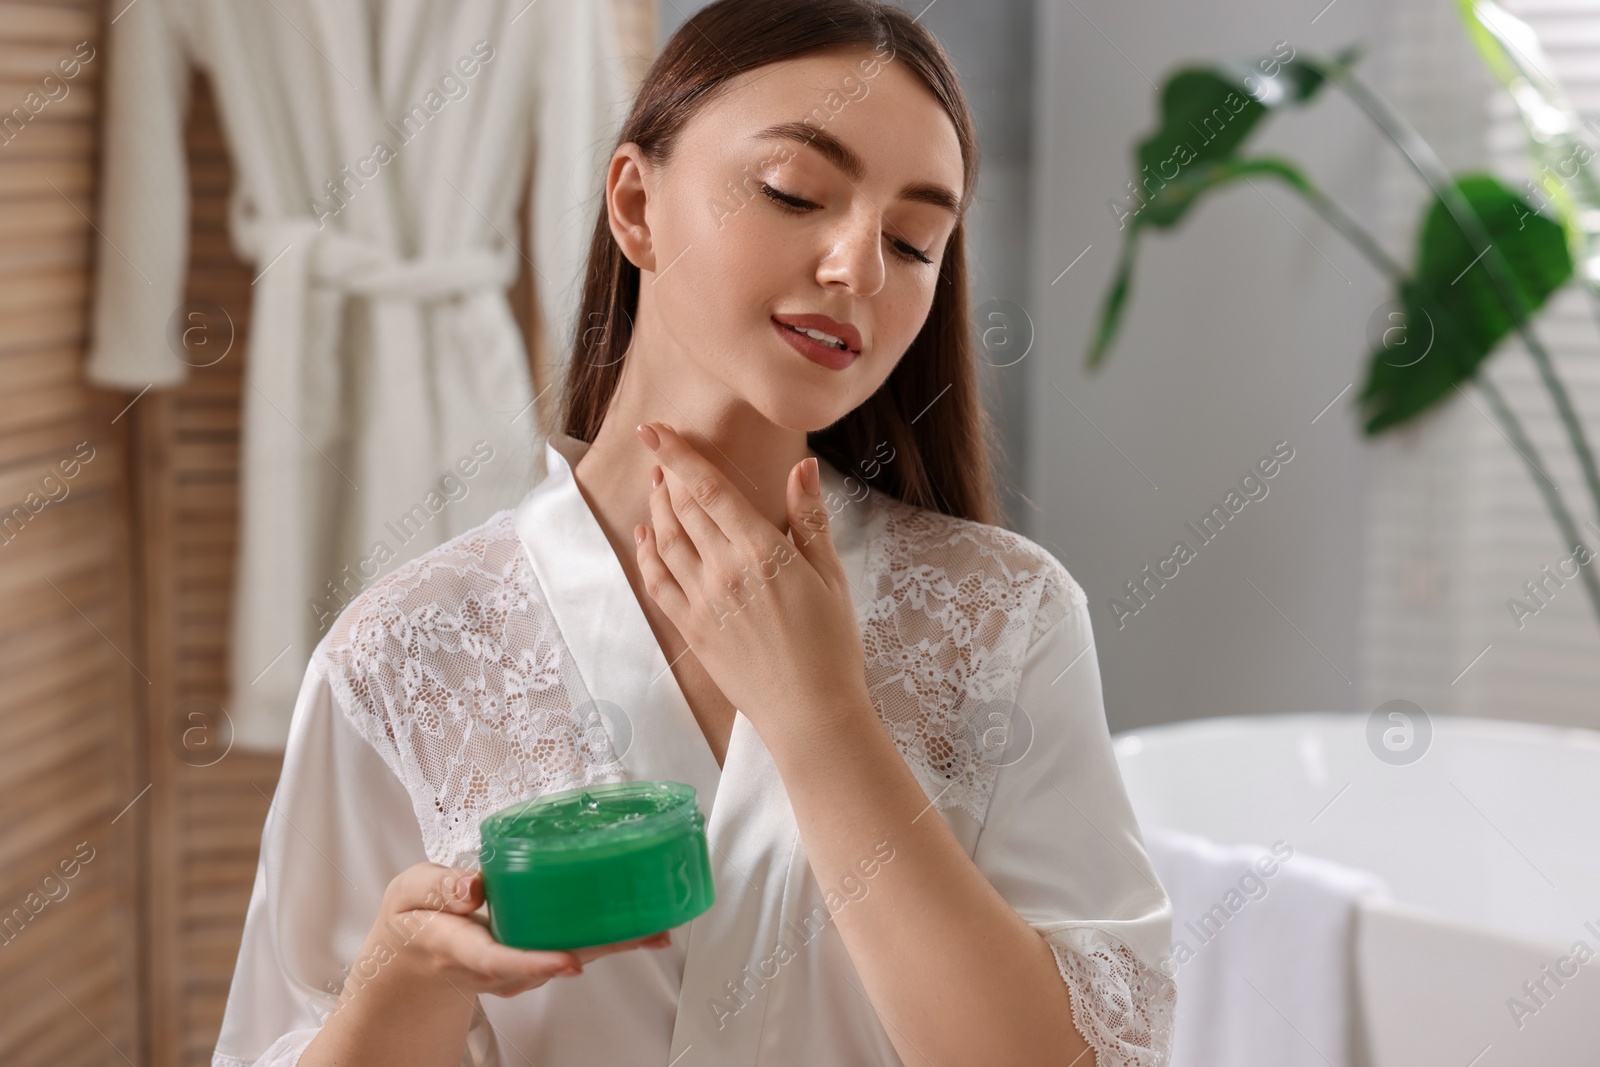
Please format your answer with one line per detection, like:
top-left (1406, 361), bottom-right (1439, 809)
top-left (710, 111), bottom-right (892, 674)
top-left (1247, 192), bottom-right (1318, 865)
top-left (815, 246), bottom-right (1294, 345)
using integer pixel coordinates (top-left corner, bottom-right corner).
top-left (758, 182), bottom-right (935, 266)
top-left (759, 182), bottom-right (815, 212)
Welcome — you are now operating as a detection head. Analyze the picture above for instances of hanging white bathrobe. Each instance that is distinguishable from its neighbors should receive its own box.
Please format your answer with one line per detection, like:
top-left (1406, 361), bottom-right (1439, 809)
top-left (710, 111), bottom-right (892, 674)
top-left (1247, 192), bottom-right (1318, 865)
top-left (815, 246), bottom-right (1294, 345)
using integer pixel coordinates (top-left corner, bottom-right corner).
top-left (84, 0), bottom-right (641, 749)
top-left (211, 432), bottom-right (1179, 1066)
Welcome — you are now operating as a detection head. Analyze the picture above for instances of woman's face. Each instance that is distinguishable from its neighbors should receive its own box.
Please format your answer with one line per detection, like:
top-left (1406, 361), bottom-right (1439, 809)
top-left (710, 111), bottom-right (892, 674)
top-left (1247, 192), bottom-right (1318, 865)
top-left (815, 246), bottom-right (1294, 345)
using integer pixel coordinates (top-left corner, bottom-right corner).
top-left (611, 45), bottom-right (966, 433)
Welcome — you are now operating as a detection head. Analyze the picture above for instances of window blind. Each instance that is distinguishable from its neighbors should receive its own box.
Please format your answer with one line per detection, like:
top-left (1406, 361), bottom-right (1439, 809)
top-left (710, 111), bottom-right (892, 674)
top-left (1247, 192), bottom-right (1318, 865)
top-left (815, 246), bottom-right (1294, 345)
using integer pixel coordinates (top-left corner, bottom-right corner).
top-left (1358, 0), bottom-right (1600, 728)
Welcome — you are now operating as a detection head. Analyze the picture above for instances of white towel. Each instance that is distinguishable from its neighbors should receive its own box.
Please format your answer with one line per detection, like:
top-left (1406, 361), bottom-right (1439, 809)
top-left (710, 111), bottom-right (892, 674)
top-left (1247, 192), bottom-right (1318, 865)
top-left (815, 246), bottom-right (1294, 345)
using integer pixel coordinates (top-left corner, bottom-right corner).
top-left (1144, 825), bottom-right (1389, 1067)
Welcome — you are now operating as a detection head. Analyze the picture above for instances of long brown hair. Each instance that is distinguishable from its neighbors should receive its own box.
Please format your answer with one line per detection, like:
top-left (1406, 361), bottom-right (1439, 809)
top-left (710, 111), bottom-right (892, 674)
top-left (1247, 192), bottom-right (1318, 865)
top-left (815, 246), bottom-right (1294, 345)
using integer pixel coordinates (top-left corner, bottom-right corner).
top-left (560, 0), bottom-right (998, 524)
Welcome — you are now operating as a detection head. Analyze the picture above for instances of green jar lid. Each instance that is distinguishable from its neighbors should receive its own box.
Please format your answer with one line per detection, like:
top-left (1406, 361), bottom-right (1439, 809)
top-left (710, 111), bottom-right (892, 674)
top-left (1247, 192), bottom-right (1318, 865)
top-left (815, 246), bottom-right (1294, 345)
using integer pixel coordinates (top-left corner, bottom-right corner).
top-left (478, 780), bottom-right (716, 950)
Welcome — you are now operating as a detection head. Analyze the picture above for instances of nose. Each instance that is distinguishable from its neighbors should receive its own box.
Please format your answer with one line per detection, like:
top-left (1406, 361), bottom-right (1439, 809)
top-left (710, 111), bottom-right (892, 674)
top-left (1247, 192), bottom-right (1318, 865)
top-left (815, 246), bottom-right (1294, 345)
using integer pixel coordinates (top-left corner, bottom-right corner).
top-left (815, 204), bottom-right (886, 297)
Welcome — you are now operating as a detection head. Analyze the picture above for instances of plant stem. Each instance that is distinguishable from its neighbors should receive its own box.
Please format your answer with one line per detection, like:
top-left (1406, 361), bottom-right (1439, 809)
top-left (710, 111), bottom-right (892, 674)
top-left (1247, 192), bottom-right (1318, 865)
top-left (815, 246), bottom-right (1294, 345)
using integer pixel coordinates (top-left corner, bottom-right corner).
top-left (1331, 66), bottom-right (1600, 535)
top-left (1475, 375), bottom-right (1600, 630)
top-left (1272, 169), bottom-right (1600, 631)
top-left (1292, 180), bottom-right (1407, 282)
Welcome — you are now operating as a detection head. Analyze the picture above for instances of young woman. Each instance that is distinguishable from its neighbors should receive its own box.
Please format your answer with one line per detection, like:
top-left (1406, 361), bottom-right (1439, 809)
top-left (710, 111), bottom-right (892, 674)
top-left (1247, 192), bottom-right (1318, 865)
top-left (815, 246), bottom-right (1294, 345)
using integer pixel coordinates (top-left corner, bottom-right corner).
top-left (212, 2), bottom-right (1176, 1065)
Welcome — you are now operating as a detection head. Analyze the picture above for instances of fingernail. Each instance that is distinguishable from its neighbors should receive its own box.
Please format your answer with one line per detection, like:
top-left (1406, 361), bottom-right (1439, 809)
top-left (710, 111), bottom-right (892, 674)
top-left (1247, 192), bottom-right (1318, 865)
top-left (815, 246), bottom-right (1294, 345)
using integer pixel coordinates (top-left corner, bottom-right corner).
top-left (557, 964), bottom-right (582, 977)
top-left (633, 524), bottom-right (645, 545)
top-left (650, 465), bottom-right (663, 488)
top-left (635, 423), bottom-right (661, 450)
top-left (803, 456), bottom-right (820, 495)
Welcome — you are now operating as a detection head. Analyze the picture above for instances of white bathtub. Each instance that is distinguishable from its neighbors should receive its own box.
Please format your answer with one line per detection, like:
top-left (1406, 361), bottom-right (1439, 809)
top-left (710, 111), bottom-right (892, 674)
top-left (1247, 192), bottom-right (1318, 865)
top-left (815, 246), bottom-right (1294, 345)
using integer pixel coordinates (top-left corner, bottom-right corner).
top-left (1112, 712), bottom-right (1600, 1067)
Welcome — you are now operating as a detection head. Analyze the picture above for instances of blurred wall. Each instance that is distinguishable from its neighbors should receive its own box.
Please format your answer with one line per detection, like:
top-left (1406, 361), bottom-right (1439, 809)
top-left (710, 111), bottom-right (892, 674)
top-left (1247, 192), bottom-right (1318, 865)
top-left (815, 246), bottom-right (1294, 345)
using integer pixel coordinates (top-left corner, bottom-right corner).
top-left (1027, 0), bottom-right (1388, 730)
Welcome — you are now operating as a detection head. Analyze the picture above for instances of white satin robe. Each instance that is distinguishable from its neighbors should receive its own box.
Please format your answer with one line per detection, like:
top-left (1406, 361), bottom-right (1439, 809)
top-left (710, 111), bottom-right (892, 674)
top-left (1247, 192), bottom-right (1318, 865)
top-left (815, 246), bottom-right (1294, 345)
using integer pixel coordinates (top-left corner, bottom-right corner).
top-left (211, 432), bottom-right (1177, 1066)
top-left (84, 0), bottom-right (642, 750)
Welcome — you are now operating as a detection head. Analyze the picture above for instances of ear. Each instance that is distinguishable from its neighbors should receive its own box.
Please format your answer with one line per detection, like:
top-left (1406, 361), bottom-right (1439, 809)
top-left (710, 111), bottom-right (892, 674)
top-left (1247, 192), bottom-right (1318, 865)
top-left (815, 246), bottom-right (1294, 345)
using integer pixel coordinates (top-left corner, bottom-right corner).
top-left (606, 142), bottom-right (657, 273)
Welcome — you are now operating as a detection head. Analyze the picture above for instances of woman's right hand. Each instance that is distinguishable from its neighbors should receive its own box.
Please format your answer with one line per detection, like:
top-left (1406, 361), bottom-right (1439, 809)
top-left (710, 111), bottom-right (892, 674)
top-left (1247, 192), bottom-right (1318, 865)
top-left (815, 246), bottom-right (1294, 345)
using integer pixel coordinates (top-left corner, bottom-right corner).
top-left (301, 863), bottom-right (675, 1067)
top-left (371, 862), bottom-right (673, 1000)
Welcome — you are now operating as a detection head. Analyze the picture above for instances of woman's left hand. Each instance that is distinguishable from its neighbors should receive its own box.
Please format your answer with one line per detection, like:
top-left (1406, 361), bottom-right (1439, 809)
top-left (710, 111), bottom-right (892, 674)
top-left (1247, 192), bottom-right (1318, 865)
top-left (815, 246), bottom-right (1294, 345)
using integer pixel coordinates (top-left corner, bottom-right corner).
top-left (632, 420), bottom-right (870, 733)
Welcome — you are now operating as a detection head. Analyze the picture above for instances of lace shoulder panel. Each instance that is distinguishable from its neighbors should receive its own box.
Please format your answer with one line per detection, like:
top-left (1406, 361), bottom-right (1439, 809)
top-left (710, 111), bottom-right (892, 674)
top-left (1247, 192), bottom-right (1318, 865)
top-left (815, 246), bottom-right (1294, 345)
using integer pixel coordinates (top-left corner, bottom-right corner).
top-left (859, 494), bottom-right (1088, 823)
top-left (311, 510), bottom-right (624, 866)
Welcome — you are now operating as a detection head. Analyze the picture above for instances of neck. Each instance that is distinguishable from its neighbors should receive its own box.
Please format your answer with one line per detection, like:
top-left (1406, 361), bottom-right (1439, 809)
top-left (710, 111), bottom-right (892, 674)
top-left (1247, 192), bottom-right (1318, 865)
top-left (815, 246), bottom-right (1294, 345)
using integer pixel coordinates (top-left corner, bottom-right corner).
top-left (571, 323), bottom-right (813, 550)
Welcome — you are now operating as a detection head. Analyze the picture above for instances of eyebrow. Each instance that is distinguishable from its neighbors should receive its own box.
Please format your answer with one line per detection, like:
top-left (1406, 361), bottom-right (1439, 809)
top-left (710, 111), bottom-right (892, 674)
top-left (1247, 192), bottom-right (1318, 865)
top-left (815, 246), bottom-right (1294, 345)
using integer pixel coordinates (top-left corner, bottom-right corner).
top-left (750, 120), bottom-right (961, 215)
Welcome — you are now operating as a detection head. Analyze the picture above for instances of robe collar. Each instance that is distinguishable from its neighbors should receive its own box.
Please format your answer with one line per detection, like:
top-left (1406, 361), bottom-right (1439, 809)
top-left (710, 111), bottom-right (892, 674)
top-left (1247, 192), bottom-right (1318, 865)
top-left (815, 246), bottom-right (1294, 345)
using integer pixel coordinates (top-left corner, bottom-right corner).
top-left (511, 431), bottom-right (876, 818)
top-left (513, 431), bottom-right (881, 1062)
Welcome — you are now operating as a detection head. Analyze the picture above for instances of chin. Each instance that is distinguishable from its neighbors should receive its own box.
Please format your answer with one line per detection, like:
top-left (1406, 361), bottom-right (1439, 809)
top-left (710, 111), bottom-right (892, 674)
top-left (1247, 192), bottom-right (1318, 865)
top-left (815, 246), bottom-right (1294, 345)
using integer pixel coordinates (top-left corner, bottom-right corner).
top-left (749, 386), bottom-right (858, 435)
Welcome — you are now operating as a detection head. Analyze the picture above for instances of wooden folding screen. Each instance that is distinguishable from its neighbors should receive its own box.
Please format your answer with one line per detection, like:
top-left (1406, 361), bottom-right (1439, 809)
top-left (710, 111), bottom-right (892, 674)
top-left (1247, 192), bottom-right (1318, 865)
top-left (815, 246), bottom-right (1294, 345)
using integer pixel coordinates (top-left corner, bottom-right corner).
top-left (0, 1), bottom-right (144, 1063)
top-left (1, 2), bottom-right (655, 1063)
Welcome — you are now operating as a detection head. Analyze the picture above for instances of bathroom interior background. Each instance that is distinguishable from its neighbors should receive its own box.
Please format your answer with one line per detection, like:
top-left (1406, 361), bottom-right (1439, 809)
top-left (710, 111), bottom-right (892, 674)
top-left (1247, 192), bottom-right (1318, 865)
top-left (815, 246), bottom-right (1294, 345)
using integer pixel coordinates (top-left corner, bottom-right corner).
top-left (3, 0), bottom-right (1598, 1063)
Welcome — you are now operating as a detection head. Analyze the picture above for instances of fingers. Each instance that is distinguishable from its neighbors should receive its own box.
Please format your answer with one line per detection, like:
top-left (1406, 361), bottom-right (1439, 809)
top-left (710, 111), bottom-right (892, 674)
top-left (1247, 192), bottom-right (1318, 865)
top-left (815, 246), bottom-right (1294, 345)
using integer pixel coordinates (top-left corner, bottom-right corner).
top-left (383, 861), bottom-right (678, 1000)
top-left (385, 863), bottom-right (483, 917)
top-left (785, 457), bottom-right (844, 582)
top-left (464, 927), bottom-right (674, 997)
top-left (635, 521), bottom-right (690, 620)
top-left (635, 422), bottom-right (764, 550)
top-left (657, 460), bottom-right (728, 555)
top-left (449, 919), bottom-right (588, 992)
top-left (460, 921), bottom-right (582, 975)
top-left (645, 459), bottom-right (704, 583)
top-left (570, 929), bottom-right (674, 965)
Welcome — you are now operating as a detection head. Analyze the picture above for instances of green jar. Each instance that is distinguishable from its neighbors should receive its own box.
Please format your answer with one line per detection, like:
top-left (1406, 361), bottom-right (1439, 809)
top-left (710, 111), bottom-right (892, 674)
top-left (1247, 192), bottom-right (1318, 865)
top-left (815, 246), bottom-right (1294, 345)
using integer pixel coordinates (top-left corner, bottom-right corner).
top-left (478, 780), bottom-right (716, 951)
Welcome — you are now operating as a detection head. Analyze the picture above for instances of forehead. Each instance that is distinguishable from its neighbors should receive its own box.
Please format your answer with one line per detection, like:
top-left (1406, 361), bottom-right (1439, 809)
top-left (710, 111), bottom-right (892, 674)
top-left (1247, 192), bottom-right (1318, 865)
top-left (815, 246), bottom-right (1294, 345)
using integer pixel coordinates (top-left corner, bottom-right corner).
top-left (686, 46), bottom-right (965, 199)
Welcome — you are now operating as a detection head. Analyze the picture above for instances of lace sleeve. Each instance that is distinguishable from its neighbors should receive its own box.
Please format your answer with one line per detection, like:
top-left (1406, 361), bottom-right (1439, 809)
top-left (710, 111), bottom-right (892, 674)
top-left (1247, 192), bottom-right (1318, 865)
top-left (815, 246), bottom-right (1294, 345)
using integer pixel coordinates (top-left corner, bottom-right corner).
top-left (969, 556), bottom-right (1176, 1066)
top-left (1047, 926), bottom-right (1177, 1066)
top-left (312, 511), bottom-right (626, 866)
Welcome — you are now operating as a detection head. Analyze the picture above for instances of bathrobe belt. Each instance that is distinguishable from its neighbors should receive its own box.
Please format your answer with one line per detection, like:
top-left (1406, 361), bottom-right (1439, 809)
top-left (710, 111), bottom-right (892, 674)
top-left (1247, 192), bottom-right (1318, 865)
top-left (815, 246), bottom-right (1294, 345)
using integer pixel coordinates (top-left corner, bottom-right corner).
top-left (232, 213), bottom-right (521, 300)
top-left (219, 210), bottom-right (538, 753)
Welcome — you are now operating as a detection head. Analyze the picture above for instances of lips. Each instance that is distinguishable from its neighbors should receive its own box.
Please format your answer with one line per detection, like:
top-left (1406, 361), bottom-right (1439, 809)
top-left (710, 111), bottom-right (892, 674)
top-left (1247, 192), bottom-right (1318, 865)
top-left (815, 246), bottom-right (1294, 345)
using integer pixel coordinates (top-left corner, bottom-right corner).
top-left (771, 313), bottom-right (862, 354)
top-left (771, 313), bottom-right (863, 372)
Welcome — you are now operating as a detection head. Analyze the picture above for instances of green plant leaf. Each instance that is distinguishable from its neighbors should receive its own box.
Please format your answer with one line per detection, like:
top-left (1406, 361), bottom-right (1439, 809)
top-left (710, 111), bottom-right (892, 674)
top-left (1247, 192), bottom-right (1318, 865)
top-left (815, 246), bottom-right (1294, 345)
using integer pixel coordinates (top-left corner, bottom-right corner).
top-left (1457, 0), bottom-right (1600, 294)
top-left (1131, 57), bottom-right (1338, 227)
top-left (1089, 157), bottom-right (1317, 368)
top-left (1090, 47), bottom-right (1355, 369)
top-left (1357, 173), bottom-right (1572, 433)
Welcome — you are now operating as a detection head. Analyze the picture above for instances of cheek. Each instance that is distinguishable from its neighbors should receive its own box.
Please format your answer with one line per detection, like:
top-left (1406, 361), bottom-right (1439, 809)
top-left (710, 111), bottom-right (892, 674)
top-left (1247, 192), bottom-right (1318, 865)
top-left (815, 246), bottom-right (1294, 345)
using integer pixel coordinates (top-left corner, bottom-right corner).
top-left (851, 288), bottom-right (933, 394)
top-left (645, 196), bottom-right (795, 372)
top-left (698, 208), bottom-right (786, 294)
top-left (879, 279), bottom-right (938, 352)
top-left (651, 186), bottom-right (731, 280)
top-left (663, 194), bottom-right (805, 335)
